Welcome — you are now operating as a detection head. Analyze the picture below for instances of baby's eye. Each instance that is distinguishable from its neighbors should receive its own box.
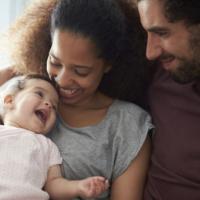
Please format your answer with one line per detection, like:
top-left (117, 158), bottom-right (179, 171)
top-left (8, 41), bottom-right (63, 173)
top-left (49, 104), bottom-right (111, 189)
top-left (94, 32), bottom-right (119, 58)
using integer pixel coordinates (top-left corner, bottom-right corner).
top-left (35, 91), bottom-right (44, 97)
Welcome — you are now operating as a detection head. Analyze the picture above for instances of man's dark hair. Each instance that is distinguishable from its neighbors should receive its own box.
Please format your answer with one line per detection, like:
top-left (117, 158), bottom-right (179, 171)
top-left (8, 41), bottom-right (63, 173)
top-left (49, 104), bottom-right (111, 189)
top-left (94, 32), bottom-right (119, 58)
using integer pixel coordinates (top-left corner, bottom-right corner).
top-left (137, 0), bottom-right (200, 25)
top-left (163, 0), bottom-right (200, 25)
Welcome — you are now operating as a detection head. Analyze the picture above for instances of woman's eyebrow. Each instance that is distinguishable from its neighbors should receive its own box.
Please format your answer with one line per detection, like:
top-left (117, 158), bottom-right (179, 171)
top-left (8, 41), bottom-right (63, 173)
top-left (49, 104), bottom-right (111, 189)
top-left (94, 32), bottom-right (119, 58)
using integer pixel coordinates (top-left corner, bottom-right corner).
top-left (73, 64), bottom-right (92, 69)
top-left (49, 52), bottom-right (93, 68)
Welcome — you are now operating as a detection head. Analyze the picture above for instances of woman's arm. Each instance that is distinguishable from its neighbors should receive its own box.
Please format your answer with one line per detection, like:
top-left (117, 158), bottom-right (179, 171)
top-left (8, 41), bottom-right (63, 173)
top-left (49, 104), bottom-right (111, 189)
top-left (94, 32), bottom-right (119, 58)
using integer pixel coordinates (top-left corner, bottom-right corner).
top-left (0, 67), bottom-right (16, 86)
top-left (111, 136), bottom-right (151, 200)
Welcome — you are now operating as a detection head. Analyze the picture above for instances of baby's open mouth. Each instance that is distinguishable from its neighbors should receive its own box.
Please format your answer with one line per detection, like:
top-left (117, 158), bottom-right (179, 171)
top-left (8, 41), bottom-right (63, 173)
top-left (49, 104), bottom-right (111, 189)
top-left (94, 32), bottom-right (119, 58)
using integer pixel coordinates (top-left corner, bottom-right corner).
top-left (35, 109), bottom-right (47, 124)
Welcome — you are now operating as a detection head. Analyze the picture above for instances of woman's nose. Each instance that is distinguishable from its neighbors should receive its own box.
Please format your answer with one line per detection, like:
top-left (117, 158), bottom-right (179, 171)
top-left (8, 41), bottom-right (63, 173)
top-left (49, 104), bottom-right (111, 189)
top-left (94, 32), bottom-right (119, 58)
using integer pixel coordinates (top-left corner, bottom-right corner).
top-left (54, 69), bottom-right (73, 88)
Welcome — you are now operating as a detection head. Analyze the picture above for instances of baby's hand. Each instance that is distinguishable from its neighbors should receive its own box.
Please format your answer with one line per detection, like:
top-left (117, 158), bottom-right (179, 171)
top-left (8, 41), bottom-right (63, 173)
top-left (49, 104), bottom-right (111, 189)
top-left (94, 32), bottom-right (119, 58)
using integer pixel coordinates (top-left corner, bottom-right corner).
top-left (78, 176), bottom-right (109, 199)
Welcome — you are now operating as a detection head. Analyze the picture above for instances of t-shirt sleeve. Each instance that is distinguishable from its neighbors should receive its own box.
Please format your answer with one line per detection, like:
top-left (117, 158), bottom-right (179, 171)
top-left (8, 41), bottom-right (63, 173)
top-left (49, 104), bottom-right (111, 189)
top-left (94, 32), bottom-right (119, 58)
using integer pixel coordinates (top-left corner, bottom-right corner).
top-left (47, 138), bottom-right (63, 167)
top-left (112, 105), bottom-right (153, 180)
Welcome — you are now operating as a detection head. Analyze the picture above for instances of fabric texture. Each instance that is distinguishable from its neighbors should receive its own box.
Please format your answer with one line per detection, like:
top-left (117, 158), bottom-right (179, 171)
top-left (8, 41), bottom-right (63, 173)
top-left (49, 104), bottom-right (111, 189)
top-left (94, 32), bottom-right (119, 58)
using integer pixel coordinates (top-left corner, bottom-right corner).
top-left (0, 125), bottom-right (62, 200)
top-left (49, 99), bottom-right (153, 200)
top-left (144, 67), bottom-right (200, 200)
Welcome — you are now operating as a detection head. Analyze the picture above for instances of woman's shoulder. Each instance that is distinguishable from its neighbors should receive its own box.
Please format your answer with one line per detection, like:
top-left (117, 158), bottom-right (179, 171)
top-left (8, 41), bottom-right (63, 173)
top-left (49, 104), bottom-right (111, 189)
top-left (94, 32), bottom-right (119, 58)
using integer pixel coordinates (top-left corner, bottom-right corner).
top-left (109, 99), bottom-right (153, 130)
top-left (48, 99), bottom-right (153, 139)
top-left (109, 99), bottom-right (150, 119)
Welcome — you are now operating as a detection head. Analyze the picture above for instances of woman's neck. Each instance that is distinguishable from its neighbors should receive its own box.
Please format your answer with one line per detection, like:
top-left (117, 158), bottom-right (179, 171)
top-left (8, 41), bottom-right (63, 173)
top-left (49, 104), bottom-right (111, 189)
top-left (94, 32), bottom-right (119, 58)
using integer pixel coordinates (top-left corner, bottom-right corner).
top-left (58, 92), bottom-right (113, 128)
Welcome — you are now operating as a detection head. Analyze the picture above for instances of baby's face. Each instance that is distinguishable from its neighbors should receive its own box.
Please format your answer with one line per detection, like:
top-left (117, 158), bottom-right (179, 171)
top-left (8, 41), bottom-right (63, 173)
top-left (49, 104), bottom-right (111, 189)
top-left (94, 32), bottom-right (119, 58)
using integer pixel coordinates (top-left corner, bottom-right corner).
top-left (7, 79), bottom-right (58, 134)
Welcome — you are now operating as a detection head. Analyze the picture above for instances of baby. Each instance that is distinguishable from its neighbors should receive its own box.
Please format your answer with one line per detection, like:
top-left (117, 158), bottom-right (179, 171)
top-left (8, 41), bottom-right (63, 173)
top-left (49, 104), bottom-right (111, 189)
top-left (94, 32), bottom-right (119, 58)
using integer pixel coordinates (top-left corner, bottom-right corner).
top-left (0, 74), bottom-right (108, 200)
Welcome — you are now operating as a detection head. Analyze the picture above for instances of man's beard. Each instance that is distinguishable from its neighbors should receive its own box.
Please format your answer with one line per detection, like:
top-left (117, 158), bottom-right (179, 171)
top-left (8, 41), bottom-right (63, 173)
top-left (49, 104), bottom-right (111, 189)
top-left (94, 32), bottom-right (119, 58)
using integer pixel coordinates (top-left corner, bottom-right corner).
top-left (170, 27), bottom-right (200, 84)
top-left (170, 58), bottom-right (200, 84)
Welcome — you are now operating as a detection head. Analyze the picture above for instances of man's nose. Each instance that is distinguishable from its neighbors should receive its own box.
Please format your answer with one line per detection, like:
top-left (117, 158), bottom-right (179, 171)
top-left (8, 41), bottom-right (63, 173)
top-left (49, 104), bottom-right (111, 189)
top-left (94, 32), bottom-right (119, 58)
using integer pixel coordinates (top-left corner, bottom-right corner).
top-left (146, 33), bottom-right (162, 61)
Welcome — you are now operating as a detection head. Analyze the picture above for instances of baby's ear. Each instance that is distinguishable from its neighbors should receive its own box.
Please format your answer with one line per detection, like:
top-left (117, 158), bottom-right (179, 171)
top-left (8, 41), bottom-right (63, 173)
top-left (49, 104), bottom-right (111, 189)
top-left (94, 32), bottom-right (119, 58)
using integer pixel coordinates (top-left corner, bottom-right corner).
top-left (3, 94), bottom-right (14, 109)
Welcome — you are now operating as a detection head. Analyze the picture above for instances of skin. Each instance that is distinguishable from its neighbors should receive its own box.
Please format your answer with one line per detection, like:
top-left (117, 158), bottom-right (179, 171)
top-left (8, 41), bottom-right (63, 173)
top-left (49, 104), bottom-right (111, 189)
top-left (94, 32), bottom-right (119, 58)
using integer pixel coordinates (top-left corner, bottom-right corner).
top-left (45, 164), bottom-right (109, 199)
top-left (111, 137), bottom-right (151, 200)
top-left (3, 79), bottom-right (58, 134)
top-left (2, 78), bottom-right (109, 199)
top-left (0, 67), bottom-right (16, 86)
top-left (47, 30), bottom-right (113, 127)
top-left (47, 30), bottom-right (110, 107)
top-left (0, 28), bottom-right (151, 200)
top-left (138, 0), bottom-right (200, 83)
top-left (46, 29), bottom-right (151, 200)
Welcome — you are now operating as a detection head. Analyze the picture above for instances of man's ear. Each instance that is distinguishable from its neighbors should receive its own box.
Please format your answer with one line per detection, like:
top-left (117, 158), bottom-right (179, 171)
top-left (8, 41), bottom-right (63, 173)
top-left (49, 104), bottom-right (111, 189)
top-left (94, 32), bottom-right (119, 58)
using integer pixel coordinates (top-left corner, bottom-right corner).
top-left (3, 94), bottom-right (14, 109)
top-left (104, 65), bottom-right (112, 74)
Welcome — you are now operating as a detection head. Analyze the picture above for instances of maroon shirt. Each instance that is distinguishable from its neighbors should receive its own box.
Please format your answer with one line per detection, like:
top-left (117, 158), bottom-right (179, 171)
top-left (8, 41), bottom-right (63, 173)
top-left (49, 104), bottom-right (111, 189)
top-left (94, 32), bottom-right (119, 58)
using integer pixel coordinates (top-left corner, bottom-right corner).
top-left (144, 68), bottom-right (200, 200)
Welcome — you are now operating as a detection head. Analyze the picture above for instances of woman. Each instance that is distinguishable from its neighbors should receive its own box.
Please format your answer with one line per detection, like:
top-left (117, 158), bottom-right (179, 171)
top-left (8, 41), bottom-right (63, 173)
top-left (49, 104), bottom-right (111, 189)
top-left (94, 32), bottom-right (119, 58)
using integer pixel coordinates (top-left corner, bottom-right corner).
top-left (1, 0), bottom-right (153, 199)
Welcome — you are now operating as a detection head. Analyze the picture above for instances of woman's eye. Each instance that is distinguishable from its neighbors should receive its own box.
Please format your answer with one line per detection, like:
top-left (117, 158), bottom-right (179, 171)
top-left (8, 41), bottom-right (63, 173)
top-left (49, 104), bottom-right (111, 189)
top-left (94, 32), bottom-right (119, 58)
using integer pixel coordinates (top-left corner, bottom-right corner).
top-left (74, 68), bottom-right (91, 77)
top-left (49, 56), bottom-right (62, 68)
top-left (50, 61), bottom-right (62, 68)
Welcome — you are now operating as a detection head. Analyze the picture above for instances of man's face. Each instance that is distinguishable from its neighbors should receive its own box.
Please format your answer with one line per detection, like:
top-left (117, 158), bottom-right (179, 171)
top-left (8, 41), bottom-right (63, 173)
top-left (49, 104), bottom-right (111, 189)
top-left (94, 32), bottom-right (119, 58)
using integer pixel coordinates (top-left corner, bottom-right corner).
top-left (138, 0), bottom-right (200, 83)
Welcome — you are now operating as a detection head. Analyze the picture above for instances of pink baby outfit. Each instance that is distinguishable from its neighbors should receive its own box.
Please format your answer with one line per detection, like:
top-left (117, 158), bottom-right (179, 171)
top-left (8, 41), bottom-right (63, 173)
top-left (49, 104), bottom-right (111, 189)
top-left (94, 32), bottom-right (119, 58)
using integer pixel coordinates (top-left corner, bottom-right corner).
top-left (0, 125), bottom-right (62, 200)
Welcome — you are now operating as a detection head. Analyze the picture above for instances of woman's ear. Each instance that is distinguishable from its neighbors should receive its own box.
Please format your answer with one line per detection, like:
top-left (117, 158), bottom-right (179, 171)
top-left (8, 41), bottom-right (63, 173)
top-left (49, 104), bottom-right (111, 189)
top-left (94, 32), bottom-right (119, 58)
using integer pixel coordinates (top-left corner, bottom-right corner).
top-left (3, 94), bottom-right (14, 109)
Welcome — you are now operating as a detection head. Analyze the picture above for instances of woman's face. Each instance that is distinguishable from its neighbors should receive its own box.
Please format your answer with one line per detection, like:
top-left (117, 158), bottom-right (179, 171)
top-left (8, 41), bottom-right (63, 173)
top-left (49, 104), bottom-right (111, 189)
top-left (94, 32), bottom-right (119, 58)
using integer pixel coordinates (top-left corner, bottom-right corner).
top-left (47, 30), bottom-right (110, 107)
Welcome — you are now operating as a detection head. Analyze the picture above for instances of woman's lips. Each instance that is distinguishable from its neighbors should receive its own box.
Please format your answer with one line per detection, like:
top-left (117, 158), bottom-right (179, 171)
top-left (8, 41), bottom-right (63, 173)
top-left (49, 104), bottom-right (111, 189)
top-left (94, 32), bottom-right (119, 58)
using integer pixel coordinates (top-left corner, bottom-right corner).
top-left (59, 88), bottom-right (80, 99)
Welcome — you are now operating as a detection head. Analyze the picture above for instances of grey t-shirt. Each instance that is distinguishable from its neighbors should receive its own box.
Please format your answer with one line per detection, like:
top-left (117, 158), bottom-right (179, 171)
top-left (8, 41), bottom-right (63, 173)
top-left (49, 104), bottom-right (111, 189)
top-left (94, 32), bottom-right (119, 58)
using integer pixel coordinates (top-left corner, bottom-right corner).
top-left (49, 100), bottom-right (153, 199)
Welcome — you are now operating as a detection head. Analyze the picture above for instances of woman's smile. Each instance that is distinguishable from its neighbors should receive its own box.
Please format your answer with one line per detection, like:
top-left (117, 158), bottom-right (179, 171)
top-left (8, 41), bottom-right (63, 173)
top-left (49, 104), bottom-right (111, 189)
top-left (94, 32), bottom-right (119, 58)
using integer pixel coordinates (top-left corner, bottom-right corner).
top-left (59, 87), bottom-right (82, 99)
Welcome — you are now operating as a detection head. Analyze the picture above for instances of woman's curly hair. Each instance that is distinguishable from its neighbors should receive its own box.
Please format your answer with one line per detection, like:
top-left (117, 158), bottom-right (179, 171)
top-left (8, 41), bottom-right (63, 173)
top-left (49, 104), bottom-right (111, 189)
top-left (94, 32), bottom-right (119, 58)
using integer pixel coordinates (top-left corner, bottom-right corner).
top-left (2, 0), bottom-right (59, 74)
top-left (1, 0), bottom-right (154, 108)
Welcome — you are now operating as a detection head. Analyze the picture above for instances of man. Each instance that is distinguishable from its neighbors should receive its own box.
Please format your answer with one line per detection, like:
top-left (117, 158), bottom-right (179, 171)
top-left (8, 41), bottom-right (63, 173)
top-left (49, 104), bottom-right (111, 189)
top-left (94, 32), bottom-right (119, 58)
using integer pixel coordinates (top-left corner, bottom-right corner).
top-left (137, 0), bottom-right (200, 199)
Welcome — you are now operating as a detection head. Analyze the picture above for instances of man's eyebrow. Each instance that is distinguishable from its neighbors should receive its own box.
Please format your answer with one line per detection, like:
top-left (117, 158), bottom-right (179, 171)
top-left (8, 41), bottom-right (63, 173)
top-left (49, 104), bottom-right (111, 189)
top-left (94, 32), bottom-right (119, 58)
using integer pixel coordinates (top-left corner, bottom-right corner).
top-left (147, 26), bottom-right (169, 33)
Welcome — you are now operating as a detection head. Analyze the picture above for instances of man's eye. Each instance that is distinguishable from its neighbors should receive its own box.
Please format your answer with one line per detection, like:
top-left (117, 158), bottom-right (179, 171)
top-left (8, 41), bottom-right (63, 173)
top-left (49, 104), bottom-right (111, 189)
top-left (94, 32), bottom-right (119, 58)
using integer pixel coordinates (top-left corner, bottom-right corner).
top-left (35, 91), bottom-right (43, 97)
top-left (157, 31), bottom-right (169, 37)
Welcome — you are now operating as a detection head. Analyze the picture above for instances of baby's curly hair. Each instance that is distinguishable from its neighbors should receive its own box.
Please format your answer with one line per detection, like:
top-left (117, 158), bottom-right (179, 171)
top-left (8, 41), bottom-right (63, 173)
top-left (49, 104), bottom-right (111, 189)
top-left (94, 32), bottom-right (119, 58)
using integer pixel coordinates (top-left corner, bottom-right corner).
top-left (2, 0), bottom-right (59, 74)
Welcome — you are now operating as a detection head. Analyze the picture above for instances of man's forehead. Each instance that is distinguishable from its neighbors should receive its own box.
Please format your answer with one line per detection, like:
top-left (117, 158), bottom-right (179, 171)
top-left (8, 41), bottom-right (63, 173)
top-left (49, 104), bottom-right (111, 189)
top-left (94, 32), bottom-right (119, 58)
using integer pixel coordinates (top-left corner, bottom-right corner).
top-left (138, 0), bottom-right (168, 29)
